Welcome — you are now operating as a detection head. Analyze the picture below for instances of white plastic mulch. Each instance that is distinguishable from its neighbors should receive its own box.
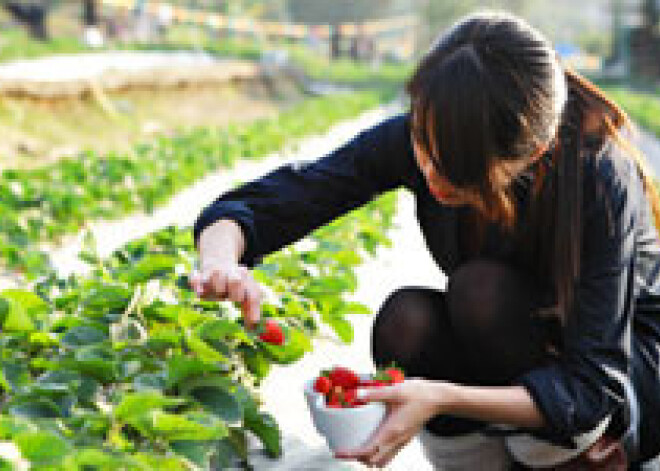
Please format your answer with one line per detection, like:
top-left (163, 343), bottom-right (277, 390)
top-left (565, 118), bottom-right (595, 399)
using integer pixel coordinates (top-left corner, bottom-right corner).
top-left (0, 51), bottom-right (221, 82)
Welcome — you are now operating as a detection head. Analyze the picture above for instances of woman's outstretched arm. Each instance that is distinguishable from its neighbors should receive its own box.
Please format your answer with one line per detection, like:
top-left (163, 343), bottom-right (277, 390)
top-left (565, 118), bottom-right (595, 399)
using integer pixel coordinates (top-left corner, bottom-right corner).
top-left (193, 113), bottom-right (420, 268)
top-left (191, 113), bottom-right (421, 327)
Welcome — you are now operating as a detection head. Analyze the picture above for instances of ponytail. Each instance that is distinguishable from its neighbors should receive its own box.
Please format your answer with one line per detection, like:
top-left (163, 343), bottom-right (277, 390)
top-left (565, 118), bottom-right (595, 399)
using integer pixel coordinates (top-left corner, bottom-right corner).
top-left (523, 67), bottom-right (660, 329)
top-left (565, 68), bottom-right (660, 235)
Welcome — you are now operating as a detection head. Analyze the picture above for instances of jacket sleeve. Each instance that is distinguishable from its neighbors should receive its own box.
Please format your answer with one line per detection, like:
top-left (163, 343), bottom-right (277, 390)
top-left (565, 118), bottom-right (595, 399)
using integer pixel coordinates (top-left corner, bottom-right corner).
top-left (193, 112), bottom-right (419, 268)
top-left (513, 145), bottom-right (639, 447)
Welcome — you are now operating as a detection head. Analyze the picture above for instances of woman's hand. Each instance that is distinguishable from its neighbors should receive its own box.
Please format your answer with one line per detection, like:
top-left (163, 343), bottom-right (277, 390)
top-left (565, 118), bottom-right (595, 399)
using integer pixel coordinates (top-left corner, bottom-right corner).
top-left (191, 219), bottom-right (264, 331)
top-left (334, 378), bottom-right (451, 469)
top-left (189, 261), bottom-right (263, 330)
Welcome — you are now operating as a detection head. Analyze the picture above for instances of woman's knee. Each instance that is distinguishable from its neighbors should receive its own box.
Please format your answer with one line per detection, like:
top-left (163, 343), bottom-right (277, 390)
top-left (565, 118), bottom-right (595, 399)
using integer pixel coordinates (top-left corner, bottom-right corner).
top-left (370, 287), bottom-right (447, 369)
top-left (447, 259), bottom-right (540, 333)
top-left (445, 259), bottom-right (548, 382)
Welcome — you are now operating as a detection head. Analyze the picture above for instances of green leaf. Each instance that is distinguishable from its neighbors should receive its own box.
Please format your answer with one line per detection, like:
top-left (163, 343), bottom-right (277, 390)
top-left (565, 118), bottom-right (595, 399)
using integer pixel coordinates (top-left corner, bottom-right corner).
top-left (28, 332), bottom-right (59, 348)
top-left (170, 440), bottom-right (215, 470)
top-left (0, 298), bottom-right (8, 326)
top-left (132, 452), bottom-right (189, 470)
top-left (145, 304), bottom-right (205, 329)
top-left (80, 283), bottom-right (132, 318)
top-left (183, 376), bottom-right (243, 424)
top-left (7, 396), bottom-right (63, 419)
top-left (114, 391), bottom-right (186, 423)
top-left (260, 327), bottom-right (311, 364)
top-left (0, 363), bottom-right (29, 393)
top-left (326, 316), bottom-right (354, 343)
top-left (64, 448), bottom-right (128, 470)
top-left (166, 354), bottom-right (215, 388)
top-left (31, 370), bottom-right (83, 397)
top-left (14, 430), bottom-right (69, 465)
top-left (61, 325), bottom-right (107, 348)
top-left (0, 369), bottom-right (11, 394)
top-left (215, 428), bottom-right (248, 467)
top-left (244, 409), bottom-right (281, 458)
top-left (118, 254), bottom-right (177, 284)
top-left (147, 410), bottom-right (229, 441)
top-left (240, 348), bottom-right (271, 379)
top-left (0, 293), bottom-right (35, 333)
top-left (62, 345), bottom-right (118, 383)
top-left (185, 333), bottom-right (228, 364)
top-left (1, 290), bottom-right (49, 319)
top-left (133, 372), bottom-right (167, 392)
top-left (0, 415), bottom-right (33, 440)
top-left (147, 323), bottom-right (182, 351)
top-left (340, 301), bottom-right (372, 316)
top-left (197, 319), bottom-right (253, 346)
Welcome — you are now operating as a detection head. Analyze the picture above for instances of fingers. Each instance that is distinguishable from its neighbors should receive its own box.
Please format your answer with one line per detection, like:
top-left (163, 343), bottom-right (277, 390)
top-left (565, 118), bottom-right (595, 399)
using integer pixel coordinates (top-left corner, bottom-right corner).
top-left (189, 270), bottom-right (203, 295)
top-left (336, 430), bottom-right (410, 469)
top-left (335, 426), bottom-right (398, 459)
top-left (200, 265), bottom-right (244, 301)
top-left (225, 265), bottom-right (247, 302)
top-left (357, 384), bottom-right (403, 404)
top-left (241, 281), bottom-right (263, 331)
top-left (368, 436), bottom-right (409, 468)
top-left (190, 264), bottom-right (262, 330)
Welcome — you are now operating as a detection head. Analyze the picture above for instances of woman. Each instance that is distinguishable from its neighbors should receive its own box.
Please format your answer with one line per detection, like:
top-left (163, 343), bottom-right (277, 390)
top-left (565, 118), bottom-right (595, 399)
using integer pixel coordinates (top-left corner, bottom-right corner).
top-left (191, 11), bottom-right (660, 469)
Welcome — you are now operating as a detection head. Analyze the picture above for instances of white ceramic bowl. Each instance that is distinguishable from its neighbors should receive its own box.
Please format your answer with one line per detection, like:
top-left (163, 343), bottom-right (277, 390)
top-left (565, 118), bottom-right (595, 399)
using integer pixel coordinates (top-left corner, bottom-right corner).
top-left (304, 373), bottom-right (387, 452)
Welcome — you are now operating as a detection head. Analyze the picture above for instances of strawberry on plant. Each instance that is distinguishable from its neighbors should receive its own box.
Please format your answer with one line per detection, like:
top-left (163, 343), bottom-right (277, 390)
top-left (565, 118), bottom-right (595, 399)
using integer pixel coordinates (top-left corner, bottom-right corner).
top-left (258, 319), bottom-right (285, 345)
top-left (328, 366), bottom-right (360, 389)
top-left (314, 375), bottom-right (332, 395)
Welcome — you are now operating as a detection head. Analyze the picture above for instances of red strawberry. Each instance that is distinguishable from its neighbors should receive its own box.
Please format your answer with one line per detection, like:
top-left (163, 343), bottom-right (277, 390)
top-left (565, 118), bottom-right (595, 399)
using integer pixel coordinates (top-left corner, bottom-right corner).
top-left (314, 376), bottom-right (332, 395)
top-left (342, 388), bottom-right (358, 407)
top-left (328, 366), bottom-right (360, 389)
top-left (326, 386), bottom-right (342, 408)
top-left (384, 367), bottom-right (405, 384)
top-left (258, 319), bottom-right (285, 345)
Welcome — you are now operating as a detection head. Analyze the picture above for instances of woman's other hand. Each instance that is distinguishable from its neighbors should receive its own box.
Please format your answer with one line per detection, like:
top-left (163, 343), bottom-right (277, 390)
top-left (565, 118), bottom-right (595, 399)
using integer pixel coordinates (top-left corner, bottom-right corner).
top-left (334, 378), bottom-right (451, 468)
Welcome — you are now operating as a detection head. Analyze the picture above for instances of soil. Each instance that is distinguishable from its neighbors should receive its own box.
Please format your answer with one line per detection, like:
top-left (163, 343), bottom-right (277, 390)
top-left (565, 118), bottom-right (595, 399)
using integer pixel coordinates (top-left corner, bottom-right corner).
top-left (0, 69), bottom-right (303, 170)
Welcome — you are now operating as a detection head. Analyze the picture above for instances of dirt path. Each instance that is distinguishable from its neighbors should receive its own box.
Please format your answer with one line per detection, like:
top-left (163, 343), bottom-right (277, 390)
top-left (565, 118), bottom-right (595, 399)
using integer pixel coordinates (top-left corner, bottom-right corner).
top-left (0, 54), bottom-right (301, 170)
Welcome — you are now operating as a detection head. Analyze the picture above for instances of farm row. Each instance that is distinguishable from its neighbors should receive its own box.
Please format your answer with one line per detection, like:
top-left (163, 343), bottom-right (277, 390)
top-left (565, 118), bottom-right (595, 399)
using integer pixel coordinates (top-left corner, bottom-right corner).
top-left (0, 189), bottom-right (397, 470)
top-left (1, 89), bottom-right (393, 277)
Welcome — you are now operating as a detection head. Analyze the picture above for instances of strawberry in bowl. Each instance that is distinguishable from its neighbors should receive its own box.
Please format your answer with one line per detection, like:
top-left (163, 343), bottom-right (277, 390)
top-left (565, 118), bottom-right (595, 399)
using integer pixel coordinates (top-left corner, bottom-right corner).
top-left (303, 364), bottom-right (405, 452)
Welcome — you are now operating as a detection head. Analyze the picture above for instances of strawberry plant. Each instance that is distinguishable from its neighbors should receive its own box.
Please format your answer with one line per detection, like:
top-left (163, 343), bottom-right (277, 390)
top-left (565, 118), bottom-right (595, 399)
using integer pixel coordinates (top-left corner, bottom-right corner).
top-left (0, 89), bottom-right (391, 278)
top-left (0, 188), bottom-right (398, 469)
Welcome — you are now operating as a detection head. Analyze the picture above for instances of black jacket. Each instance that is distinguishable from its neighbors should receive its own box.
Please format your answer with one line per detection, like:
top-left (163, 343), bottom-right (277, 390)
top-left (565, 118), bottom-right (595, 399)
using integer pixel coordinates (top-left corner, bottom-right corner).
top-left (193, 111), bottom-right (660, 458)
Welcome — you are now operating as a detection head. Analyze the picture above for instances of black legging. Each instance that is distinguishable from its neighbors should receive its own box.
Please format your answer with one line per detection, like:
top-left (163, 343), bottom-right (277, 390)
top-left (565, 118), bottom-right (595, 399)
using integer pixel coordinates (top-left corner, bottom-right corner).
top-left (370, 259), bottom-right (561, 437)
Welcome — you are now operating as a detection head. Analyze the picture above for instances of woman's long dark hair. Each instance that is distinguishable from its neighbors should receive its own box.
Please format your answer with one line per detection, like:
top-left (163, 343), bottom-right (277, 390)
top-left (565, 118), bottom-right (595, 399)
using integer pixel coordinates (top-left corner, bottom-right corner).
top-left (406, 11), bottom-right (660, 327)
